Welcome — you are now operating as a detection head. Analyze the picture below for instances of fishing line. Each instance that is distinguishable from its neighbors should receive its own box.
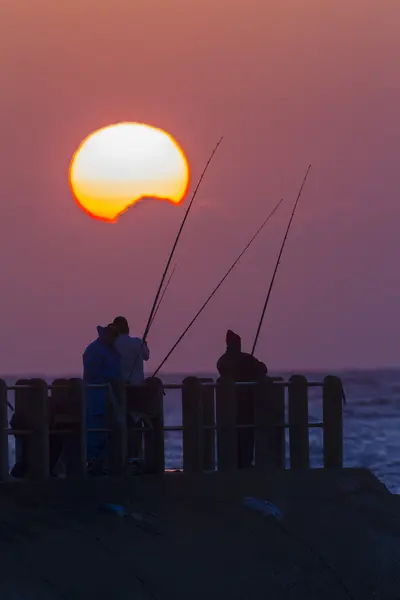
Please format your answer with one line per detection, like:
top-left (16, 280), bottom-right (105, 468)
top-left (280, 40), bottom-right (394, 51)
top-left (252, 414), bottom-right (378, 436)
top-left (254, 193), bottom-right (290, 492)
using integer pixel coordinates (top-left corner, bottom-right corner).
top-left (152, 198), bottom-right (284, 376)
top-left (127, 137), bottom-right (224, 382)
top-left (251, 165), bottom-right (312, 356)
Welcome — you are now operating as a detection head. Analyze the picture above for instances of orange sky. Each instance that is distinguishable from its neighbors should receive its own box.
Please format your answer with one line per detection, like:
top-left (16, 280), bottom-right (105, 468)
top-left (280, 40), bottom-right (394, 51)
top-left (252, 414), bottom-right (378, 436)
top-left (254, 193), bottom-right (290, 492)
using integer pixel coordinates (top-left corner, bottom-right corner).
top-left (1, 0), bottom-right (400, 374)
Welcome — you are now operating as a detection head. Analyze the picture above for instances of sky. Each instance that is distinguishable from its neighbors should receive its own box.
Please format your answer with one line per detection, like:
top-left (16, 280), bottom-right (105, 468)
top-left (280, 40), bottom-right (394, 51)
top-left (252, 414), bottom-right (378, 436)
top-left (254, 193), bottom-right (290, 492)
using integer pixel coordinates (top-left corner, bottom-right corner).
top-left (1, 0), bottom-right (400, 375)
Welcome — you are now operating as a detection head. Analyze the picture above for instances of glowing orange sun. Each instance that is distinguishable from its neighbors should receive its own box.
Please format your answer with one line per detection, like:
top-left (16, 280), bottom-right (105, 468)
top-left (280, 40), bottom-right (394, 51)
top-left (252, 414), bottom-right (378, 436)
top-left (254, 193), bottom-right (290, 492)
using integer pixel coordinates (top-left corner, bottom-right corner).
top-left (69, 122), bottom-right (190, 222)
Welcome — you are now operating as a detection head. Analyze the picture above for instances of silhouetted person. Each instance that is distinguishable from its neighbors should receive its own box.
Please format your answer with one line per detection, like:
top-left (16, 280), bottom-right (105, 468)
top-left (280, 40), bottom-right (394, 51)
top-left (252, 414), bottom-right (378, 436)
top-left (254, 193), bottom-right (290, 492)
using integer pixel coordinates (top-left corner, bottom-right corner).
top-left (113, 316), bottom-right (150, 385)
top-left (83, 323), bottom-right (122, 474)
top-left (113, 316), bottom-right (151, 459)
top-left (217, 329), bottom-right (268, 468)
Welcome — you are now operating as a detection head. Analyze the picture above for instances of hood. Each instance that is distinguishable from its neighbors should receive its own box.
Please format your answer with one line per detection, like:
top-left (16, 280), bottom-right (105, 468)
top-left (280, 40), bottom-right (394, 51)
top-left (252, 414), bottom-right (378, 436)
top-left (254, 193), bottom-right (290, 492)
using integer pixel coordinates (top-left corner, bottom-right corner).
top-left (97, 325), bottom-right (109, 341)
top-left (226, 329), bottom-right (241, 352)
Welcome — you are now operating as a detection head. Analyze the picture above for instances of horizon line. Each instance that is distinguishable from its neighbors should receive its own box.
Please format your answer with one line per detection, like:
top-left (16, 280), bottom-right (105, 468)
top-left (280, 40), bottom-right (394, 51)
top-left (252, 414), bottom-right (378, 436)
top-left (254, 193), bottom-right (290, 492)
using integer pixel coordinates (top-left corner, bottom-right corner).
top-left (2, 365), bottom-right (400, 379)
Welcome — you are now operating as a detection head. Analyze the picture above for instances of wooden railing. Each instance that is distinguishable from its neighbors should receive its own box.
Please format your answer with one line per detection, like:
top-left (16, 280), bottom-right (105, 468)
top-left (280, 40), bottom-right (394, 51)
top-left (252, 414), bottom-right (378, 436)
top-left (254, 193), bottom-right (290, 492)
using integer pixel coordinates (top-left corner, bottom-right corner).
top-left (0, 375), bottom-right (344, 481)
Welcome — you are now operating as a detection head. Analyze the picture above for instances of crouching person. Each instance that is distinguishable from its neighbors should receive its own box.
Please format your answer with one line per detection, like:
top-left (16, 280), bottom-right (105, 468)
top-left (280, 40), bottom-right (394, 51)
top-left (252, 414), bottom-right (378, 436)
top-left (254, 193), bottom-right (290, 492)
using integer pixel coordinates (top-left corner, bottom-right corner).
top-left (82, 323), bottom-right (122, 476)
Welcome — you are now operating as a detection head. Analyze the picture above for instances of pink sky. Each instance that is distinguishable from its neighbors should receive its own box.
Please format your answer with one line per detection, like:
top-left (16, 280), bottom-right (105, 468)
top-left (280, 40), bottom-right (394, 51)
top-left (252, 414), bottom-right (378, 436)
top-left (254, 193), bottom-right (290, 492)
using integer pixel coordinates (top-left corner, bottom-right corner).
top-left (1, 0), bottom-right (400, 375)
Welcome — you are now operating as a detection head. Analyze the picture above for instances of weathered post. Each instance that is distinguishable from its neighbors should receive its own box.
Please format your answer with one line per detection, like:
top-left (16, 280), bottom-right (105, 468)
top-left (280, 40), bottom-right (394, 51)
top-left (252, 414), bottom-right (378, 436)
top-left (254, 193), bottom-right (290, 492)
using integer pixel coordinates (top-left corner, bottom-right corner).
top-left (323, 375), bottom-right (343, 468)
top-left (215, 377), bottom-right (237, 471)
top-left (107, 382), bottom-right (127, 476)
top-left (200, 377), bottom-right (215, 471)
top-left (254, 376), bottom-right (285, 470)
top-left (288, 374), bottom-right (310, 469)
top-left (14, 378), bottom-right (32, 477)
top-left (50, 378), bottom-right (81, 478)
top-left (50, 378), bottom-right (68, 478)
top-left (65, 378), bottom-right (87, 477)
top-left (254, 376), bottom-right (271, 470)
top-left (182, 377), bottom-right (203, 473)
top-left (272, 378), bottom-right (285, 468)
top-left (27, 379), bottom-right (49, 480)
top-left (143, 377), bottom-right (165, 474)
top-left (0, 379), bottom-right (8, 481)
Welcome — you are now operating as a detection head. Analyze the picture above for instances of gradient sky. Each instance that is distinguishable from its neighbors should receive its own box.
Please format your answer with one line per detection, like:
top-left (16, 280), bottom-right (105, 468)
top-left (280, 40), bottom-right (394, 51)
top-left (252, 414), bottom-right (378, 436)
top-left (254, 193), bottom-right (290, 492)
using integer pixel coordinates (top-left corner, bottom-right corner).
top-left (1, 0), bottom-right (400, 375)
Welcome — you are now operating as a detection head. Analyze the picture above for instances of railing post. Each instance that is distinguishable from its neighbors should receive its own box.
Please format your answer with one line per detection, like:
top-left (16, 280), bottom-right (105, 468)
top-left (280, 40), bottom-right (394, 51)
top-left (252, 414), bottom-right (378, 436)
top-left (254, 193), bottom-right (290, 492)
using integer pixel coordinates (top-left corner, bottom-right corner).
top-left (288, 374), bottom-right (310, 469)
top-left (50, 378), bottom-right (68, 477)
top-left (323, 375), bottom-right (343, 468)
top-left (143, 377), bottom-right (165, 474)
top-left (254, 376), bottom-right (270, 470)
top-left (254, 376), bottom-right (284, 470)
top-left (182, 377), bottom-right (203, 473)
top-left (107, 382), bottom-right (127, 476)
top-left (272, 378), bottom-right (285, 468)
top-left (200, 377), bottom-right (215, 471)
top-left (28, 378), bottom-right (49, 480)
top-left (14, 378), bottom-right (31, 477)
top-left (66, 378), bottom-right (87, 477)
top-left (0, 379), bottom-right (8, 481)
top-left (216, 377), bottom-right (237, 472)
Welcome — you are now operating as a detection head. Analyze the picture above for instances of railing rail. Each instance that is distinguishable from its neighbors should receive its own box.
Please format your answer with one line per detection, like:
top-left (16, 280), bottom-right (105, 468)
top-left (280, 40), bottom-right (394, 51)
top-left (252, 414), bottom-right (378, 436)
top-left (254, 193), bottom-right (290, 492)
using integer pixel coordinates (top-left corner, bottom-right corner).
top-left (0, 374), bottom-right (344, 481)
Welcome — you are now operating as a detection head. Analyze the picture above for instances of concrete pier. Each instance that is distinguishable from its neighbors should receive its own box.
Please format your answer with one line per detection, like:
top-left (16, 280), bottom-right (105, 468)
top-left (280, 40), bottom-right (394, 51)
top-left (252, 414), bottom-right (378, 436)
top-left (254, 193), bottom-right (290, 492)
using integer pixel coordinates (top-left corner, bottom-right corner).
top-left (0, 469), bottom-right (399, 599)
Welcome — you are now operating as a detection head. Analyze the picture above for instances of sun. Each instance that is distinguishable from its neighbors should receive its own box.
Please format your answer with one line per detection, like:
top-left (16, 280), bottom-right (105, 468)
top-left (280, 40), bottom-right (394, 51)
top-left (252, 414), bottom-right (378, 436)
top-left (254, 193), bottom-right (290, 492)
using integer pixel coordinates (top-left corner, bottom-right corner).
top-left (69, 122), bottom-right (190, 222)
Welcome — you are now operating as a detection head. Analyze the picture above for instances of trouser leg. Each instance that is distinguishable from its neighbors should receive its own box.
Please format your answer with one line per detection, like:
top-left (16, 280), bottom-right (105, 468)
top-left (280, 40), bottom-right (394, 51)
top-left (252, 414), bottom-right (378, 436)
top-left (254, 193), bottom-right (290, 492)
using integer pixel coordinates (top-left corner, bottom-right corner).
top-left (85, 389), bottom-right (107, 467)
top-left (237, 429), bottom-right (254, 468)
top-left (10, 437), bottom-right (28, 478)
top-left (49, 427), bottom-right (64, 474)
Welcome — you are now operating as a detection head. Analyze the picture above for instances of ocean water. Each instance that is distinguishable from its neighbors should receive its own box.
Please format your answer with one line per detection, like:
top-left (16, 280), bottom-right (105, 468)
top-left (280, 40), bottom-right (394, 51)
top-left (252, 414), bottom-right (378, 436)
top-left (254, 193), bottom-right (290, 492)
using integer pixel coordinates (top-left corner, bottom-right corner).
top-left (5, 369), bottom-right (400, 494)
top-left (161, 369), bottom-right (400, 494)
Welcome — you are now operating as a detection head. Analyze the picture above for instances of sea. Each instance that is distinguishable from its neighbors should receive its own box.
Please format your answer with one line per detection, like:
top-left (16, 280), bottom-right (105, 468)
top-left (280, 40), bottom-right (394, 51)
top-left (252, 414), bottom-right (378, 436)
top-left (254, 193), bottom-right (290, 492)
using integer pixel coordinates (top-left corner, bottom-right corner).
top-left (5, 369), bottom-right (400, 494)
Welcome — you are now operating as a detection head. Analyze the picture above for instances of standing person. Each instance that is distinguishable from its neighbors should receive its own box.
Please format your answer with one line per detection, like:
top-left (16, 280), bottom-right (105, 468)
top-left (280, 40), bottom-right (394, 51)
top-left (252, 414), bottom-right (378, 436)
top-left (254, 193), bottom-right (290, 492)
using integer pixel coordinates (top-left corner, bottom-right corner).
top-left (112, 316), bottom-right (150, 385)
top-left (83, 323), bottom-right (122, 475)
top-left (113, 316), bottom-right (150, 459)
top-left (217, 329), bottom-right (268, 468)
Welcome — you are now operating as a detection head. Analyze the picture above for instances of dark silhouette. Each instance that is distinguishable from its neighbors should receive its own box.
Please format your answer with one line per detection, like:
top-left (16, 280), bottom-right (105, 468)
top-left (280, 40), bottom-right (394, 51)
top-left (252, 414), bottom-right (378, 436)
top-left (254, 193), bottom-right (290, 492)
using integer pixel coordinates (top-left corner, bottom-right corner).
top-left (113, 316), bottom-right (151, 460)
top-left (83, 323), bottom-right (122, 474)
top-left (83, 323), bottom-right (121, 385)
top-left (217, 330), bottom-right (268, 468)
top-left (113, 316), bottom-right (149, 385)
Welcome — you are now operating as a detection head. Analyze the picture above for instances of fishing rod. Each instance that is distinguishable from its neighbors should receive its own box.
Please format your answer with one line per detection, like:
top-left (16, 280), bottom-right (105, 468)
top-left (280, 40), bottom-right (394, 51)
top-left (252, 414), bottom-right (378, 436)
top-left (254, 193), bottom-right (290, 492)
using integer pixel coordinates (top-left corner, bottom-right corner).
top-left (149, 264), bottom-right (177, 330)
top-left (152, 198), bottom-right (283, 376)
top-left (142, 136), bottom-right (223, 341)
top-left (251, 165), bottom-right (312, 356)
top-left (127, 136), bottom-right (224, 381)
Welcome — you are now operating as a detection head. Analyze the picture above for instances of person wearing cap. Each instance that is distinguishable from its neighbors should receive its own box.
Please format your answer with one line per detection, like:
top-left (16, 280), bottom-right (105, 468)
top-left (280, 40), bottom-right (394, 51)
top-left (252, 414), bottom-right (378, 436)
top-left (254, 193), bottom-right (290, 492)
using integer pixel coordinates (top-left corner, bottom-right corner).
top-left (83, 323), bottom-right (122, 474)
top-left (217, 329), bottom-right (268, 468)
top-left (112, 316), bottom-right (150, 459)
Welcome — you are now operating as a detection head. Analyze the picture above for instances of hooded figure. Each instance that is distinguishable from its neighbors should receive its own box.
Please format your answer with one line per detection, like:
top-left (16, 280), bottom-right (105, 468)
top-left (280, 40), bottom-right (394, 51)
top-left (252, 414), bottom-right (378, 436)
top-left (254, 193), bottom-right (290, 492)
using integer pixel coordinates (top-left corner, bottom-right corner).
top-left (217, 330), bottom-right (268, 468)
top-left (83, 324), bottom-right (121, 384)
top-left (217, 330), bottom-right (267, 381)
top-left (83, 324), bottom-right (122, 473)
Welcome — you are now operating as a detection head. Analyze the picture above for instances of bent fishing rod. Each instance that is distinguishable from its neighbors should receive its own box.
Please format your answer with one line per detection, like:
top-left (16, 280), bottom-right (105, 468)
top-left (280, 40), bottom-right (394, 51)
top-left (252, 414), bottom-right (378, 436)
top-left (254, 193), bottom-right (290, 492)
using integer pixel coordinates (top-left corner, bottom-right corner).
top-left (127, 136), bottom-right (224, 381)
top-left (152, 198), bottom-right (283, 377)
top-left (251, 164), bottom-right (312, 356)
top-left (149, 264), bottom-right (177, 330)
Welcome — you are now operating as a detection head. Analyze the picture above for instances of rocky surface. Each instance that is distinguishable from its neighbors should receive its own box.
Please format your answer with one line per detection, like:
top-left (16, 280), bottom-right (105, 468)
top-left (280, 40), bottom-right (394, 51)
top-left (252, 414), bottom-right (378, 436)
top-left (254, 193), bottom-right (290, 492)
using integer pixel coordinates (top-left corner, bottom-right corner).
top-left (0, 469), bottom-right (399, 599)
